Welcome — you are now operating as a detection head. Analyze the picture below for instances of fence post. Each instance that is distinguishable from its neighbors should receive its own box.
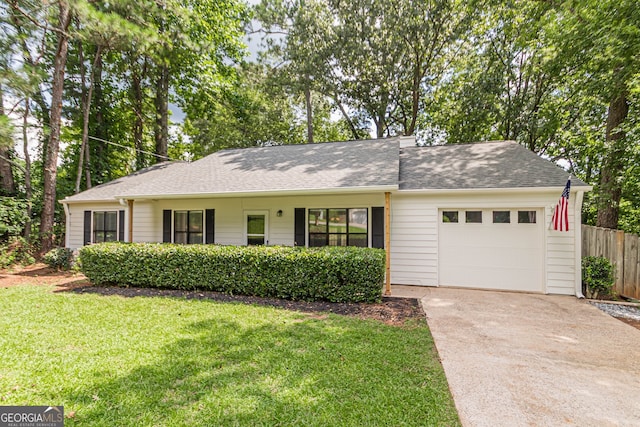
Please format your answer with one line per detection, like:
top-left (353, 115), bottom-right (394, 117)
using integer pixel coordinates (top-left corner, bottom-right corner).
top-left (615, 230), bottom-right (625, 295)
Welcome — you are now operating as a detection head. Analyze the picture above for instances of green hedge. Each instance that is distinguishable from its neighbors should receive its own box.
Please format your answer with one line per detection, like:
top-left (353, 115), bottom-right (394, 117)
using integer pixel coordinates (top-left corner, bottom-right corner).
top-left (79, 243), bottom-right (386, 303)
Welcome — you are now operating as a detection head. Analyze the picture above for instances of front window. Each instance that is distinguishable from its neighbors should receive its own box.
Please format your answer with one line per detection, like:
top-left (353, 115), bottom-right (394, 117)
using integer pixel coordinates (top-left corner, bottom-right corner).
top-left (308, 208), bottom-right (368, 247)
top-left (174, 210), bottom-right (203, 244)
top-left (93, 211), bottom-right (117, 243)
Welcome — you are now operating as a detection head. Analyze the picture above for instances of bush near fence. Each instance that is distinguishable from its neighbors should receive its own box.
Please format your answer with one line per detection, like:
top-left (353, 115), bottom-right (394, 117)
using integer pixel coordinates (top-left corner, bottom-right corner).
top-left (79, 243), bottom-right (385, 303)
top-left (582, 225), bottom-right (640, 300)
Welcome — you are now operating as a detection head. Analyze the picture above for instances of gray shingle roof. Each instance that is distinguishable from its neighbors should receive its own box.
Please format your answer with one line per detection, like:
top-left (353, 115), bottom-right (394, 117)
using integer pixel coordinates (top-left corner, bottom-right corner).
top-left (62, 139), bottom-right (589, 203)
top-left (399, 141), bottom-right (588, 190)
top-left (62, 161), bottom-right (188, 202)
top-left (115, 139), bottom-right (399, 198)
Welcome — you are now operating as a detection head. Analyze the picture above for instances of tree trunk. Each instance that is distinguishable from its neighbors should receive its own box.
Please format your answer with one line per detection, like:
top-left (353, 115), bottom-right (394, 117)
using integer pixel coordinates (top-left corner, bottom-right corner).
top-left (374, 93), bottom-right (389, 138)
top-left (40, 1), bottom-right (72, 254)
top-left (92, 53), bottom-right (109, 182)
top-left (0, 85), bottom-right (16, 196)
top-left (333, 94), bottom-right (360, 140)
top-left (75, 40), bottom-right (87, 193)
top-left (0, 145), bottom-right (14, 196)
top-left (9, 2), bottom-right (51, 153)
top-left (407, 61), bottom-right (421, 136)
top-left (154, 63), bottom-right (169, 162)
top-left (304, 84), bottom-right (314, 144)
top-left (374, 109), bottom-right (386, 138)
top-left (94, 53), bottom-right (105, 141)
top-left (595, 91), bottom-right (629, 229)
top-left (23, 98), bottom-right (32, 240)
top-left (132, 56), bottom-right (146, 169)
top-left (75, 44), bottom-right (102, 193)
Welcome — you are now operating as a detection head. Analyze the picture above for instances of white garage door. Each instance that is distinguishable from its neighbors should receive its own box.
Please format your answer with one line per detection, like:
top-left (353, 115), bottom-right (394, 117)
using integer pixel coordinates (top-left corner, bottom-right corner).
top-left (439, 209), bottom-right (543, 292)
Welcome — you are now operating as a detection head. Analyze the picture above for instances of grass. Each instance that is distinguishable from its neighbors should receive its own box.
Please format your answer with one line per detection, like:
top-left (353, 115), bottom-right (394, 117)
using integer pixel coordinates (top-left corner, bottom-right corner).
top-left (0, 285), bottom-right (459, 426)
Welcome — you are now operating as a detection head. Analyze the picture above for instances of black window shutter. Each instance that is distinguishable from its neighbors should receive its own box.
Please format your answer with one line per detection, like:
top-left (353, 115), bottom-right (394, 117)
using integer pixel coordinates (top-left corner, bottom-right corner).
top-left (162, 210), bottom-right (172, 243)
top-left (205, 209), bottom-right (215, 244)
top-left (83, 210), bottom-right (92, 245)
top-left (372, 206), bottom-right (385, 249)
top-left (118, 210), bottom-right (125, 241)
top-left (294, 208), bottom-right (305, 247)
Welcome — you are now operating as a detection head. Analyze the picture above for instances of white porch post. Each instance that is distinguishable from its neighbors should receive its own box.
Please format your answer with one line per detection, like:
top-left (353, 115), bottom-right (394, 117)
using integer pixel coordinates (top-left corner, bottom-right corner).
top-left (385, 191), bottom-right (391, 296)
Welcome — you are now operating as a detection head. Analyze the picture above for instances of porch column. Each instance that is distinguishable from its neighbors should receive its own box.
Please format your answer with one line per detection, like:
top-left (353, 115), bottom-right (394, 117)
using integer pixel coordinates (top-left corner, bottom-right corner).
top-left (385, 191), bottom-right (391, 296)
top-left (127, 199), bottom-right (133, 243)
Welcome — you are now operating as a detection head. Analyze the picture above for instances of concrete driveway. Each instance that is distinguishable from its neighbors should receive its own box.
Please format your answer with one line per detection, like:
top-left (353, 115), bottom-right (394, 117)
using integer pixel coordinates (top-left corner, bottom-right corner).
top-left (394, 286), bottom-right (640, 427)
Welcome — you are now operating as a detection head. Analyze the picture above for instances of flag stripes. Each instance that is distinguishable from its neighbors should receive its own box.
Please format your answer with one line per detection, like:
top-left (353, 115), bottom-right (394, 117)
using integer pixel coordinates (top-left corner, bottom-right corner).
top-left (551, 178), bottom-right (571, 231)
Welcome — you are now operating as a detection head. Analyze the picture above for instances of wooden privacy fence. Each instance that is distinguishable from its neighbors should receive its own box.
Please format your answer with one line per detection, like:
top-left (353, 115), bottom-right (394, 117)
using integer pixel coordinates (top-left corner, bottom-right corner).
top-left (582, 225), bottom-right (640, 299)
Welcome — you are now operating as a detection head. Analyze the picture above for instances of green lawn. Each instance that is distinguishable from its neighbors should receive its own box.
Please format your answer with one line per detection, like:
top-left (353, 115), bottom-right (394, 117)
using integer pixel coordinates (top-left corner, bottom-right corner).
top-left (0, 285), bottom-right (459, 426)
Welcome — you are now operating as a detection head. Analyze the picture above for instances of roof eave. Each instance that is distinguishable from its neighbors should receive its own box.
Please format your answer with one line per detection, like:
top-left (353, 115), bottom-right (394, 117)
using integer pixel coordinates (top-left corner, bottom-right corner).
top-left (113, 185), bottom-right (399, 200)
top-left (60, 198), bottom-right (128, 205)
top-left (396, 185), bottom-right (592, 195)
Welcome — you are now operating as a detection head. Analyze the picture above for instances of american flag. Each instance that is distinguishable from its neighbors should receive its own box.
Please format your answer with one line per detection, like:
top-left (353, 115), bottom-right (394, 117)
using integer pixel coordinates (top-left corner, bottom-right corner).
top-left (551, 178), bottom-right (571, 231)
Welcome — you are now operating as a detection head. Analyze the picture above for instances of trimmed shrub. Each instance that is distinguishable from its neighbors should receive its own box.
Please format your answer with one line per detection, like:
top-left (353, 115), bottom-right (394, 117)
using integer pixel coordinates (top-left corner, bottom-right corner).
top-left (582, 256), bottom-right (615, 299)
top-left (43, 248), bottom-right (75, 270)
top-left (79, 243), bottom-right (386, 303)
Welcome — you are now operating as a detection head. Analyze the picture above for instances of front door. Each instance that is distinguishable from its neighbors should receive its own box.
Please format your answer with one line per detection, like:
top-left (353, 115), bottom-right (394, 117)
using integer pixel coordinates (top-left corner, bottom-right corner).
top-left (246, 211), bottom-right (268, 245)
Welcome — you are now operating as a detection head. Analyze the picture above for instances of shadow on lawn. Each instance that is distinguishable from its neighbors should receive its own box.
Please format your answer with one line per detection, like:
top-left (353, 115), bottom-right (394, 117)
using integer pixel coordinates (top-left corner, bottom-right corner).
top-left (61, 314), bottom-right (447, 426)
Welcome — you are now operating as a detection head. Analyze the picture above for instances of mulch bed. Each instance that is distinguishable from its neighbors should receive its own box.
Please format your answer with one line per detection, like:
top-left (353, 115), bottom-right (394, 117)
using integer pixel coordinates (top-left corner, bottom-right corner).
top-left (70, 286), bottom-right (425, 326)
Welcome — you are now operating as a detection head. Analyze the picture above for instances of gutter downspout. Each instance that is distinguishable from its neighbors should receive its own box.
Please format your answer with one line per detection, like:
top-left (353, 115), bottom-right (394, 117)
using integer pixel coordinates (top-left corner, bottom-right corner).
top-left (127, 200), bottom-right (133, 243)
top-left (575, 191), bottom-right (585, 298)
top-left (62, 202), bottom-right (70, 248)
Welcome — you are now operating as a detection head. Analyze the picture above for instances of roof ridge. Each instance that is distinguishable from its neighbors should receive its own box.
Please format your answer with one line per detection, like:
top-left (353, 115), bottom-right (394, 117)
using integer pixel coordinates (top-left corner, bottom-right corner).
top-left (200, 137), bottom-right (401, 158)
top-left (402, 140), bottom-right (518, 149)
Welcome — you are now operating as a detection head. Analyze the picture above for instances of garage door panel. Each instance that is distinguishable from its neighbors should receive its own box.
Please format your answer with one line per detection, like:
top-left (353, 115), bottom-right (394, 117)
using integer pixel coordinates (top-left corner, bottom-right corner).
top-left (443, 248), bottom-right (537, 269)
top-left (439, 209), bottom-right (543, 292)
top-left (441, 228), bottom-right (539, 247)
top-left (440, 266), bottom-right (541, 291)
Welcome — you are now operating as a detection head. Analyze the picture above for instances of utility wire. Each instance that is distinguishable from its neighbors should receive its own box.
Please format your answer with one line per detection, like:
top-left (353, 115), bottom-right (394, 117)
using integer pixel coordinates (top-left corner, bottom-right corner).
top-left (4, 114), bottom-right (182, 162)
top-left (87, 135), bottom-right (181, 162)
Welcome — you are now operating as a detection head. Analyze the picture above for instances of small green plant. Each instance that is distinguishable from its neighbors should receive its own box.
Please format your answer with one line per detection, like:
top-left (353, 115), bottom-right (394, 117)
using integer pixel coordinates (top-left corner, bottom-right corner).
top-left (582, 256), bottom-right (615, 299)
top-left (43, 247), bottom-right (74, 270)
top-left (0, 237), bottom-right (35, 269)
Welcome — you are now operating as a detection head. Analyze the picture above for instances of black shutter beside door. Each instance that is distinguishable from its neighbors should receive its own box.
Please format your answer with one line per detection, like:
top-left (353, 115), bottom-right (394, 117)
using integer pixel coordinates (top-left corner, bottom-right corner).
top-left (118, 210), bottom-right (125, 241)
top-left (83, 210), bottom-right (91, 245)
top-left (205, 209), bottom-right (215, 244)
top-left (162, 210), bottom-right (172, 243)
top-left (371, 206), bottom-right (384, 249)
top-left (294, 208), bottom-right (305, 246)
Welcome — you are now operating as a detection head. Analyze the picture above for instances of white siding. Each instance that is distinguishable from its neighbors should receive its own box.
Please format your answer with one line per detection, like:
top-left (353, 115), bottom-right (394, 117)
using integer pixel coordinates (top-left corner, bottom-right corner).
top-left (389, 196), bottom-right (438, 286)
top-left (391, 191), bottom-right (582, 295)
top-left (131, 201), bottom-right (155, 242)
top-left (67, 193), bottom-right (384, 248)
top-left (544, 197), bottom-right (579, 295)
top-left (66, 202), bottom-right (127, 249)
